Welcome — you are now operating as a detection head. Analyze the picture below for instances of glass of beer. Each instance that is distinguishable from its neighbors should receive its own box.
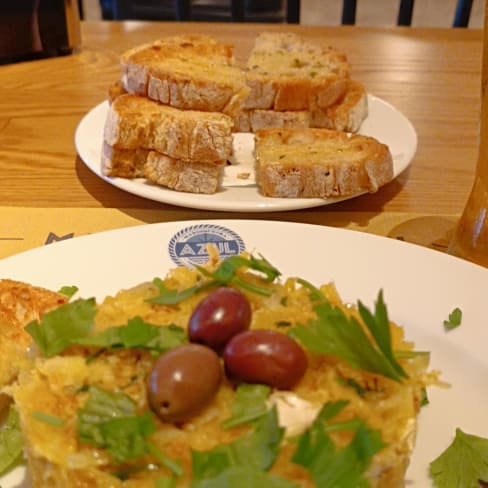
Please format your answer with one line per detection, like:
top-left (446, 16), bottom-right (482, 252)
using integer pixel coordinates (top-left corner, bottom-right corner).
top-left (448, 4), bottom-right (488, 267)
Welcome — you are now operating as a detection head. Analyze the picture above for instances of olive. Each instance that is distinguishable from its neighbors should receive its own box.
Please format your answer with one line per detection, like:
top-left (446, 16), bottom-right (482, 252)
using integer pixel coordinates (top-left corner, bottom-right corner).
top-left (223, 330), bottom-right (307, 390)
top-left (188, 287), bottom-right (252, 351)
top-left (147, 343), bottom-right (222, 422)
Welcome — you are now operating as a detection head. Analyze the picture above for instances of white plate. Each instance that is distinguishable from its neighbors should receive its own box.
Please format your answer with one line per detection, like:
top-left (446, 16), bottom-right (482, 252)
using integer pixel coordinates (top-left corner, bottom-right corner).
top-left (75, 96), bottom-right (417, 212)
top-left (0, 220), bottom-right (487, 487)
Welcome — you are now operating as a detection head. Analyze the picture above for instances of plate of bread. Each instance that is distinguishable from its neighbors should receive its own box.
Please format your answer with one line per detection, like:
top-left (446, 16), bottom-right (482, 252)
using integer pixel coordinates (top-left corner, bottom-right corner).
top-left (0, 220), bottom-right (487, 487)
top-left (75, 33), bottom-right (417, 212)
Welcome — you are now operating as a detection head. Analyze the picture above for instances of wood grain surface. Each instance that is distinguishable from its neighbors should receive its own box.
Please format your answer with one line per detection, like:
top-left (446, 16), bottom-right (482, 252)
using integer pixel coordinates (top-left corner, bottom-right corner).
top-left (0, 21), bottom-right (483, 220)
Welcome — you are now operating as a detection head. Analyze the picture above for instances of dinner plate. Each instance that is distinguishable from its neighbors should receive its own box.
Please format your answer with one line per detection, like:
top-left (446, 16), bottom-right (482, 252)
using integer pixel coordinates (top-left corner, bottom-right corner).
top-left (74, 95), bottom-right (417, 212)
top-left (0, 220), bottom-right (487, 487)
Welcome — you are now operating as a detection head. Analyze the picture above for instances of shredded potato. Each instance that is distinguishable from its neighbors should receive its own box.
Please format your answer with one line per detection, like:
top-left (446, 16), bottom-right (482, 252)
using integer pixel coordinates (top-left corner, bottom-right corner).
top-left (6, 259), bottom-right (439, 487)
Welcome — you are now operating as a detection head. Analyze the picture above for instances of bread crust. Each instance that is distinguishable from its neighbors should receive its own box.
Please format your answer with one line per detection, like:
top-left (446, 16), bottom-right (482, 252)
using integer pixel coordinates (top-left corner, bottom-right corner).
top-left (144, 151), bottom-right (224, 194)
top-left (120, 35), bottom-right (249, 116)
top-left (103, 94), bottom-right (233, 163)
top-left (245, 33), bottom-right (351, 111)
top-left (255, 128), bottom-right (393, 198)
top-left (102, 142), bottom-right (224, 194)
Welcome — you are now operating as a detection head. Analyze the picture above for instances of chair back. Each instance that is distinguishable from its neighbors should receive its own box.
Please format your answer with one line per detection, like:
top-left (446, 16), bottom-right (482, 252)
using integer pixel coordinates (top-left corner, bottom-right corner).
top-left (100, 0), bottom-right (476, 27)
top-left (337, 0), bottom-right (474, 27)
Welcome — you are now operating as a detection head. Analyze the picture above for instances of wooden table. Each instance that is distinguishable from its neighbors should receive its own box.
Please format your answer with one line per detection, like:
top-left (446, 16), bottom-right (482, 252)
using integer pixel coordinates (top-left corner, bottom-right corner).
top-left (0, 21), bottom-right (483, 258)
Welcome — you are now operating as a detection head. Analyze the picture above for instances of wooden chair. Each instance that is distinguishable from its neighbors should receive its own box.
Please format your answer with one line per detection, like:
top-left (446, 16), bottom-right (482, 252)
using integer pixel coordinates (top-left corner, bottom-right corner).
top-left (105, 0), bottom-right (287, 22)
top-left (336, 0), bottom-right (474, 27)
top-left (99, 0), bottom-right (475, 26)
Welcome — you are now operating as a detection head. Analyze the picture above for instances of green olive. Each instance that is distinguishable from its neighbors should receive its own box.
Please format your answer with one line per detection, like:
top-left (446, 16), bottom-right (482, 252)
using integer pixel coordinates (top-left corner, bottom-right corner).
top-left (147, 343), bottom-right (222, 422)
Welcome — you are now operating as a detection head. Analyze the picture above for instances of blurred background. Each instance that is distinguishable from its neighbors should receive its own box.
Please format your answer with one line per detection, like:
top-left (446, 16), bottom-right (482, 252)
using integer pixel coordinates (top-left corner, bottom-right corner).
top-left (80, 0), bottom-right (485, 27)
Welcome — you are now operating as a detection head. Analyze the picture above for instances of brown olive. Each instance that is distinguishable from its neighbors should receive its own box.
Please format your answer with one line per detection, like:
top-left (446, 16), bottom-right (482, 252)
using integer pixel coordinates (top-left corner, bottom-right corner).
top-left (223, 329), bottom-right (308, 390)
top-left (147, 343), bottom-right (222, 422)
top-left (188, 287), bottom-right (252, 352)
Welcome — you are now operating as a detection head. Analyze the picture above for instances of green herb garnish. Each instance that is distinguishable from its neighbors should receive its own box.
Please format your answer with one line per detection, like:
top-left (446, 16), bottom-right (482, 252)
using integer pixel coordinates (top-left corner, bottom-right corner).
top-left (222, 384), bottom-right (271, 429)
top-left (191, 407), bottom-right (283, 485)
top-left (148, 254), bottom-right (281, 305)
top-left (191, 465), bottom-right (298, 488)
top-left (25, 301), bottom-right (186, 357)
top-left (429, 428), bottom-right (488, 487)
top-left (25, 298), bottom-right (96, 357)
top-left (58, 285), bottom-right (79, 298)
top-left (292, 401), bottom-right (385, 486)
top-left (0, 405), bottom-right (23, 475)
top-left (443, 307), bottom-right (462, 330)
top-left (289, 280), bottom-right (408, 382)
top-left (77, 317), bottom-right (186, 354)
top-left (77, 386), bottom-right (156, 464)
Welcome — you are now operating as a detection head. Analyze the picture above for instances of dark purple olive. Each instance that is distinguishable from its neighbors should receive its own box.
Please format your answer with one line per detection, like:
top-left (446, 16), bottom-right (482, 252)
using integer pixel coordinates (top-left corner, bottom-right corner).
top-left (188, 287), bottom-right (252, 351)
top-left (223, 329), bottom-right (308, 390)
top-left (147, 343), bottom-right (222, 422)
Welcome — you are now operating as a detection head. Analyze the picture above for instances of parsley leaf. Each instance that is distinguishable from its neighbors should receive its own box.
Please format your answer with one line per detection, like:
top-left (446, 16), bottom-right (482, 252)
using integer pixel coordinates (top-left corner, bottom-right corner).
top-left (0, 405), bottom-right (23, 475)
top-left (26, 302), bottom-right (186, 357)
top-left (222, 384), bottom-right (271, 429)
top-left (58, 285), bottom-right (79, 298)
top-left (77, 317), bottom-right (187, 353)
top-left (77, 386), bottom-right (155, 464)
top-left (289, 284), bottom-right (407, 382)
top-left (292, 401), bottom-right (385, 487)
top-left (430, 428), bottom-right (488, 487)
top-left (148, 254), bottom-right (281, 305)
top-left (191, 407), bottom-right (283, 485)
top-left (444, 307), bottom-right (462, 330)
top-left (191, 465), bottom-right (298, 488)
top-left (25, 298), bottom-right (96, 357)
top-left (148, 279), bottom-right (211, 306)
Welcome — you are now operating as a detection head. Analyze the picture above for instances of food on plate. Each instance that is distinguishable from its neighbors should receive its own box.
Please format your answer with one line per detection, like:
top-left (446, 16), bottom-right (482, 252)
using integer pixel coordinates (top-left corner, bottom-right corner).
top-left (100, 33), bottom-right (393, 197)
top-left (254, 127), bottom-right (394, 198)
top-left (3, 252), bottom-right (437, 487)
top-left (120, 34), bottom-right (250, 117)
top-left (234, 79), bottom-right (368, 133)
top-left (102, 93), bottom-right (233, 193)
top-left (0, 280), bottom-right (67, 412)
top-left (244, 32), bottom-right (351, 111)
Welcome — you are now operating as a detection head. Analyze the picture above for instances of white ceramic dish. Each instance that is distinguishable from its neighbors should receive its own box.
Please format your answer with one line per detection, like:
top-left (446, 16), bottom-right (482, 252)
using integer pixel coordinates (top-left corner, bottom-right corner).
top-left (0, 220), bottom-right (487, 487)
top-left (74, 95), bottom-right (417, 212)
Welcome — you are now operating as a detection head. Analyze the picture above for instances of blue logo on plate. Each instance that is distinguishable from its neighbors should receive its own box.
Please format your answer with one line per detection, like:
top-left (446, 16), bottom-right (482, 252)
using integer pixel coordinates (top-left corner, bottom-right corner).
top-left (169, 224), bottom-right (246, 267)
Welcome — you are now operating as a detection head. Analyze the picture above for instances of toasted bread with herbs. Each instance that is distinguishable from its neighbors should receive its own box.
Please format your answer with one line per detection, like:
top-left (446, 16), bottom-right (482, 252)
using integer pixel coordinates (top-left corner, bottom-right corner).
top-left (255, 128), bottom-right (393, 198)
top-left (120, 34), bottom-right (249, 117)
top-left (244, 32), bottom-right (351, 111)
top-left (234, 79), bottom-right (367, 133)
top-left (103, 94), bottom-right (233, 166)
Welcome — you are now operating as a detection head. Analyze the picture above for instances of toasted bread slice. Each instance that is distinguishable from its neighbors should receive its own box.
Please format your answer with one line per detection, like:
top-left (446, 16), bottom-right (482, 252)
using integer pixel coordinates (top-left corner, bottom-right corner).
top-left (255, 128), bottom-right (393, 198)
top-left (310, 79), bottom-right (368, 133)
top-left (101, 142), bottom-right (149, 178)
top-left (144, 151), bottom-right (224, 194)
top-left (102, 143), bottom-right (224, 194)
top-left (234, 80), bottom-right (367, 133)
top-left (120, 35), bottom-right (249, 117)
top-left (245, 32), bottom-right (351, 111)
top-left (0, 280), bottom-right (68, 410)
top-left (103, 94), bottom-right (233, 164)
top-left (233, 108), bottom-right (310, 133)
